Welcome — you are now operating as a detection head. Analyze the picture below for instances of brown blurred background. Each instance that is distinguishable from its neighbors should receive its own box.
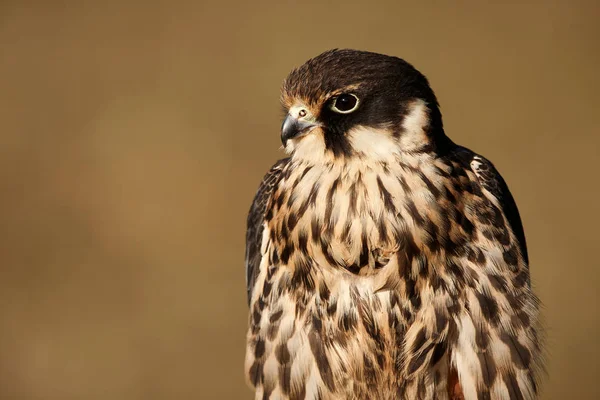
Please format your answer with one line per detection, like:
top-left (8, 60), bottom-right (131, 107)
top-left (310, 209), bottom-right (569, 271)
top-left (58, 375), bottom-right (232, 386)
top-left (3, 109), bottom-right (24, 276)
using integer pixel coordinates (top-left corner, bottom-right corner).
top-left (0, 1), bottom-right (598, 399)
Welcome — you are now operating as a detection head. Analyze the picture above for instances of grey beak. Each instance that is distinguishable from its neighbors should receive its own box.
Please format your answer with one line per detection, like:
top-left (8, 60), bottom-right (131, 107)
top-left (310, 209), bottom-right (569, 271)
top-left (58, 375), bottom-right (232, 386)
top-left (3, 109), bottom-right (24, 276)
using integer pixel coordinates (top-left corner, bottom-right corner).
top-left (281, 114), bottom-right (318, 145)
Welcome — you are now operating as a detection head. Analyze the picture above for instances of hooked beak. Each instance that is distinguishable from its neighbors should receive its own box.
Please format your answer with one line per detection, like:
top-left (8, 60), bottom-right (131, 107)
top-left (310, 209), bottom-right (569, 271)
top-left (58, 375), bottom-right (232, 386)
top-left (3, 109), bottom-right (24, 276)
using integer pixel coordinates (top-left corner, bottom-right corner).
top-left (281, 114), bottom-right (319, 145)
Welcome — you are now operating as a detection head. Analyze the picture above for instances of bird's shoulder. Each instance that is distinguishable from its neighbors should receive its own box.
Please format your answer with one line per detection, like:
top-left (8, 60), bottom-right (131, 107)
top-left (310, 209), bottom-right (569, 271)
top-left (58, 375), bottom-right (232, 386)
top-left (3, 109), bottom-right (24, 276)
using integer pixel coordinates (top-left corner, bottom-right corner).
top-left (245, 157), bottom-right (290, 304)
top-left (448, 145), bottom-right (529, 265)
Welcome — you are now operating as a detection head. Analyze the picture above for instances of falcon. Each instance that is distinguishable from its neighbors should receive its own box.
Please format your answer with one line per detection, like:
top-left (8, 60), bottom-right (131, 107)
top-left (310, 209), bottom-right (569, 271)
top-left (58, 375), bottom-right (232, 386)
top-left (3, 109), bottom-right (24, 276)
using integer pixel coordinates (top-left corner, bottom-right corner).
top-left (244, 49), bottom-right (543, 400)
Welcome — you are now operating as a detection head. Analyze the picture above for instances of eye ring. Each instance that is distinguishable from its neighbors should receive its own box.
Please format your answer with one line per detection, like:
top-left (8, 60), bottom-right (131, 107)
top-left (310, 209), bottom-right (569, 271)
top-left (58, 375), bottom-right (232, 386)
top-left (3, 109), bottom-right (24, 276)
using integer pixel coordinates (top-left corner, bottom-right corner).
top-left (330, 93), bottom-right (360, 114)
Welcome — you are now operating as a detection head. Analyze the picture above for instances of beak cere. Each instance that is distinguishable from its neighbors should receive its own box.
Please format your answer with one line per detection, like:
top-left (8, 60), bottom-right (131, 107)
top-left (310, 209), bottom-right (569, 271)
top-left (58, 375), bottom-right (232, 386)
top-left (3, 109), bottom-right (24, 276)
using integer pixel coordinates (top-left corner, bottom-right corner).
top-left (281, 114), bottom-right (318, 145)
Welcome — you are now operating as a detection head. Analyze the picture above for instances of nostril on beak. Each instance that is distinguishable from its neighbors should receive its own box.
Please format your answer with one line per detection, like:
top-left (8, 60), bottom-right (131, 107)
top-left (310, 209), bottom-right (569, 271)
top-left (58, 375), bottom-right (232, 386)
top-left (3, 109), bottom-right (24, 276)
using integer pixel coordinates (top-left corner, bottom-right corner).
top-left (281, 114), bottom-right (318, 145)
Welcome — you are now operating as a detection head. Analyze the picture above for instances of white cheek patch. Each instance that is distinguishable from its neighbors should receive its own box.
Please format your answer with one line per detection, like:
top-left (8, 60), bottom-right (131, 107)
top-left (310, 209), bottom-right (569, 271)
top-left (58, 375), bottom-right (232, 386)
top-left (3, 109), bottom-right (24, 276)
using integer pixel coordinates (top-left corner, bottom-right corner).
top-left (348, 126), bottom-right (401, 161)
top-left (399, 99), bottom-right (431, 152)
top-left (286, 129), bottom-right (328, 164)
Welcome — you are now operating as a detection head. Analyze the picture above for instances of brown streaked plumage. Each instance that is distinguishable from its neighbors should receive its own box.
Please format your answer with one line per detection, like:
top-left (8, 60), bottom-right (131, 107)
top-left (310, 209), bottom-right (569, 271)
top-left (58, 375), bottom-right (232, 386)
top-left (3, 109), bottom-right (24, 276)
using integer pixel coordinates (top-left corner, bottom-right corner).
top-left (245, 49), bottom-right (543, 399)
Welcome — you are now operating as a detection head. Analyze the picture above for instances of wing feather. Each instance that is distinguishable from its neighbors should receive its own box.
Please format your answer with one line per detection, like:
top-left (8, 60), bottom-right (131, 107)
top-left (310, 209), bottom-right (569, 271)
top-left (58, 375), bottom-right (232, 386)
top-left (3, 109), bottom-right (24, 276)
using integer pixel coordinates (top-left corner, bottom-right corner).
top-left (245, 158), bottom-right (289, 304)
top-left (400, 148), bottom-right (540, 399)
top-left (452, 147), bottom-right (541, 399)
top-left (468, 152), bottom-right (529, 266)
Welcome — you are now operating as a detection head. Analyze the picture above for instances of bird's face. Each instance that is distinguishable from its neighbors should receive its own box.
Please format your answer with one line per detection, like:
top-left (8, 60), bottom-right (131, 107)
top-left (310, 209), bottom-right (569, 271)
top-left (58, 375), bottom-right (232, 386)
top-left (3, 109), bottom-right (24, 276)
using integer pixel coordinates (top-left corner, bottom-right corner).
top-left (280, 49), bottom-right (446, 163)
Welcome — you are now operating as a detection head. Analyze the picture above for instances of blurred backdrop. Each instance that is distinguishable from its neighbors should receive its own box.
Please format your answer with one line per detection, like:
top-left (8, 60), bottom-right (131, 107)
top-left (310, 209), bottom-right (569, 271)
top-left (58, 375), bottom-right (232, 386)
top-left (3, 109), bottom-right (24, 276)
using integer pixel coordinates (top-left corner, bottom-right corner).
top-left (0, 1), bottom-right (598, 399)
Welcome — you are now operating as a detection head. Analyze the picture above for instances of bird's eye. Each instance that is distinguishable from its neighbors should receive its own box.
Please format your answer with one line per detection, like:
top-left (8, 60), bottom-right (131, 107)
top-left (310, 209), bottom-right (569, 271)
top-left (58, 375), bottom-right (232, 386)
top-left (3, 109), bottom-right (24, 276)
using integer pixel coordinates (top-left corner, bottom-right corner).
top-left (331, 94), bottom-right (359, 114)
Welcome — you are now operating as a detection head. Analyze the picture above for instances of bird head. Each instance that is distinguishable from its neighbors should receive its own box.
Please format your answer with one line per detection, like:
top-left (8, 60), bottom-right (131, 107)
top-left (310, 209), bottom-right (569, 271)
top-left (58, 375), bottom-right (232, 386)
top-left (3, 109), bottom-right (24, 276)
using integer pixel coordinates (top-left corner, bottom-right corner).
top-left (280, 49), bottom-right (448, 163)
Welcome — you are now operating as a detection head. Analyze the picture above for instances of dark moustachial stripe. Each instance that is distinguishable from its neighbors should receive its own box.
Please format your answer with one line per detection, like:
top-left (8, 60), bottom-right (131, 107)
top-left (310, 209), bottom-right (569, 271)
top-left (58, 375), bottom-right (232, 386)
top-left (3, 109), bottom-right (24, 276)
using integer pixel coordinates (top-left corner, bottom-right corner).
top-left (324, 129), bottom-right (353, 158)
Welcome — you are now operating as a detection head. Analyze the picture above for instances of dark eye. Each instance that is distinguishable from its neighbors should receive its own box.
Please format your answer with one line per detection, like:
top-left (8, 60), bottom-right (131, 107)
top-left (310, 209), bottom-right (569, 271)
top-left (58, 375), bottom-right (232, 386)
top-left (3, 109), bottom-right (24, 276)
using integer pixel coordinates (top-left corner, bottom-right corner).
top-left (331, 93), bottom-right (359, 114)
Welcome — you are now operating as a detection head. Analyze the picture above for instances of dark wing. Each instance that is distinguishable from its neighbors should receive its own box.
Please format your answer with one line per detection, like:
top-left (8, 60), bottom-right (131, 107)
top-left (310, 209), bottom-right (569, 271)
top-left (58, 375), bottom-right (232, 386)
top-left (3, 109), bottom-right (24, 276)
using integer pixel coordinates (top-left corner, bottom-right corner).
top-left (245, 158), bottom-right (289, 305)
top-left (437, 147), bottom-right (541, 400)
top-left (455, 146), bottom-right (529, 265)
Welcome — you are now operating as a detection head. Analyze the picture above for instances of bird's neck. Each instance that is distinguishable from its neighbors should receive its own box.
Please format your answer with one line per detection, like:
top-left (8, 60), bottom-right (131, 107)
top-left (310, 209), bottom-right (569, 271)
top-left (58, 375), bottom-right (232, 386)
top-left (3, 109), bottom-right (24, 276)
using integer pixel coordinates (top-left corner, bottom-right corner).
top-left (268, 150), bottom-right (446, 278)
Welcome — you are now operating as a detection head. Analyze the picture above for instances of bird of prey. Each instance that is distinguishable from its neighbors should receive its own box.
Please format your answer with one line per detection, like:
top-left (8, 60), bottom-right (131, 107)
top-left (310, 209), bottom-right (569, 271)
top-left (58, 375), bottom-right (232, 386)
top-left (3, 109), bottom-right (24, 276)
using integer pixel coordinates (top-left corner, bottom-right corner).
top-left (244, 49), bottom-right (543, 400)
